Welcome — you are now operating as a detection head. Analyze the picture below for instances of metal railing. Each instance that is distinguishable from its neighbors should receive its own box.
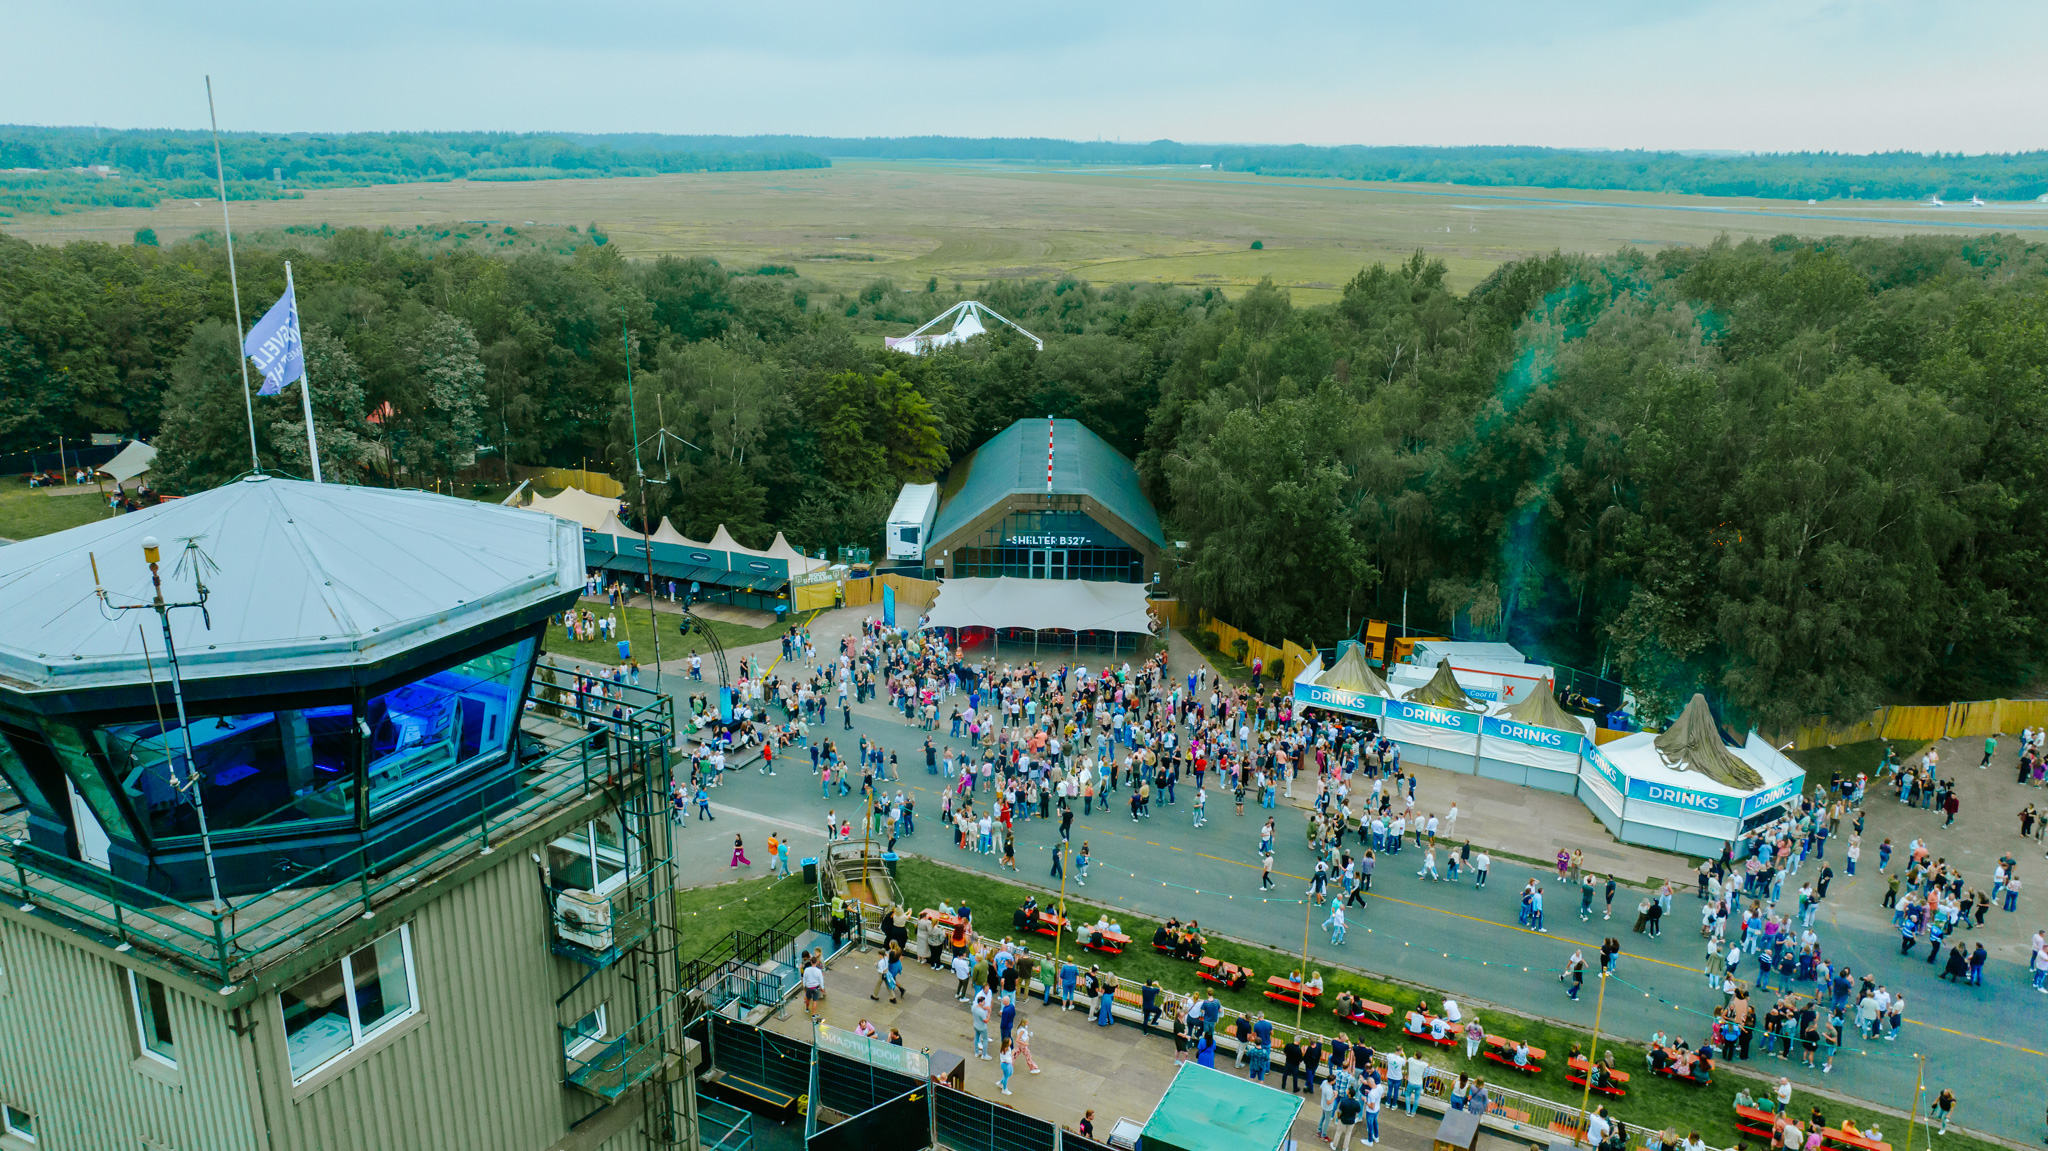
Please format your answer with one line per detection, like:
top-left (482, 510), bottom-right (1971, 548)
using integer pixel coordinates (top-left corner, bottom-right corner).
top-left (847, 899), bottom-right (1737, 1151)
top-left (0, 680), bottom-right (672, 987)
top-left (565, 983), bottom-right (695, 1100)
top-left (678, 898), bottom-right (818, 1019)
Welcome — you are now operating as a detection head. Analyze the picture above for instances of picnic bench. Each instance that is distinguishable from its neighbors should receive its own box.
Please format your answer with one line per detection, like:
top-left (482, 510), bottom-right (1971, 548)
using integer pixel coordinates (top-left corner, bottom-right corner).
top-left (1399, 1012), bottom-right (1457, 1048)
top-left (1335, 998), bottom-right (1393, 1029)
top-left (1490, 1104), bottom-right (1532, 1125)
top-left (1736, 1107), bottom-right (1785, 1141)
top-left (1264, 975), bottom-right (1318, 1009)
top-left (1481, 1034), bottom-right (1544, 1073)
top-left (1565, 1056), bottom-right (1629, 1096)
top-left (1199, 957), bottom-right (1251, 991)
top-left (1079, 928), bottom-right (1131, 956)
top-left (1821, 1129), bottom-right (1891, 1151)
top-left (1030, 913), bottom-right (1068, 939)
top-left (1650, 1060), bottom-right (1712, 1086)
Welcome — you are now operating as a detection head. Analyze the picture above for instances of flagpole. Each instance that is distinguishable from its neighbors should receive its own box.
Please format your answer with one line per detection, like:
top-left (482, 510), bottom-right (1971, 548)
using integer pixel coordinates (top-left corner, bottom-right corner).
top-left (285, 262), bottom-right (323, 482)
top-left (205, 76), bottom-right (261, 474)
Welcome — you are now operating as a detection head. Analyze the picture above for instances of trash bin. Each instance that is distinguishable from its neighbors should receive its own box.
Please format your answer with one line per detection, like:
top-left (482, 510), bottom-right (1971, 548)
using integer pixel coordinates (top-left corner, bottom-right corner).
top-left (801, 858), bottom-right (818, 886)
top-left (881, 852), bottom-right (899, 879)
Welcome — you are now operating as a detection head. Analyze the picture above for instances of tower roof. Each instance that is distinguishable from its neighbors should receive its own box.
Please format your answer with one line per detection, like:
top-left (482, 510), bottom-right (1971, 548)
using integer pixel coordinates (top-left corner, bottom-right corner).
top-left (0, 476), bottom-right (580, 693)
top-left (930, 418), bottom-right (1165, 549)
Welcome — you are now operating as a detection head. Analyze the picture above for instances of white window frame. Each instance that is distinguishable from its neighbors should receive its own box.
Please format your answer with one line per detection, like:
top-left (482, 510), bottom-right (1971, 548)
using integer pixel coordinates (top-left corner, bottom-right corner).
top-left (1, 1103), bottom-right (33, 1143)
top-left (550, 817), bottom-right (633, 896)
top-left (282, 924), bottom-right (420, 1085)
top-left (565, 1003), bottom-right (608, 1059)
top-left (127, 969), bottom-right (177, 1068)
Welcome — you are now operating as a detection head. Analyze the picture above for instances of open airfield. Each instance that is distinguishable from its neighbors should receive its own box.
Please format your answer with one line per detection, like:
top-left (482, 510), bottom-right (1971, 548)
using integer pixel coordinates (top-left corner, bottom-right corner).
top-left (10, 160), bottom-right (2048, 302)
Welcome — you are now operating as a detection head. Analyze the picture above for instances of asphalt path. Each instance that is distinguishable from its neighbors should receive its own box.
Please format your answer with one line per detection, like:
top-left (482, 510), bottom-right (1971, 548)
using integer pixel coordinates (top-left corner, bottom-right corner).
top-left (682, 696), bottom-right (2047, 1142)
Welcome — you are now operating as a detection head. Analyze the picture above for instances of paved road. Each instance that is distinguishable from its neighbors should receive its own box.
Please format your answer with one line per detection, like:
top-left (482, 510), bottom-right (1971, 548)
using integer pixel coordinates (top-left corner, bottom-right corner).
top-left (678, 689), bottom-right (2048, 1144)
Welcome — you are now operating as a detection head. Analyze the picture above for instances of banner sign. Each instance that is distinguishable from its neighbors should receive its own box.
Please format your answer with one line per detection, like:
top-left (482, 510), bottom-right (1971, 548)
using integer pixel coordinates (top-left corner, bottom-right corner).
top-left (1481, 716), bottom-right (1585, 753)
top-left (1383, 699), bottom-right (1482, 733)
top-left (1293, 681), bottom-right (1386, 718)
top-left (1625, 775), bottom-right (1739, 816)
top-left (882, 583), bottom-right (897, 627)
top-left (1740, 775), bottom-right (1803, 818)
top-left (1583, 744), bottom-right (1626, 792)
top-left (816, 1024), bottom-right (930, 1079)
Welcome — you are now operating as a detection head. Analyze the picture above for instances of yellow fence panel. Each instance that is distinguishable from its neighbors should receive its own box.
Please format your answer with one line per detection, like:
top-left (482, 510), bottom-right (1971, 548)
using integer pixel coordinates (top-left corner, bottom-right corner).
top-left (1280, 640), bottom-right (1317, 690)
top-left (1946, 700), bottom-right (2003, 739)
top-left (842, 578), bottom-right (874, 608)
top-left (793, 582), bottom-right (837, 613)
top-left (1878, 706), bottom-right (1948, 743)
top-left (1999, 700), bottom-right (2048, 734)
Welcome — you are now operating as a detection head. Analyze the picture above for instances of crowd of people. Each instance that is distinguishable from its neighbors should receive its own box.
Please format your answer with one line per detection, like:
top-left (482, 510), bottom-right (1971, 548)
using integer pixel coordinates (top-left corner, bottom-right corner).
top-left (657, 606), bottom-right (2043, 1146)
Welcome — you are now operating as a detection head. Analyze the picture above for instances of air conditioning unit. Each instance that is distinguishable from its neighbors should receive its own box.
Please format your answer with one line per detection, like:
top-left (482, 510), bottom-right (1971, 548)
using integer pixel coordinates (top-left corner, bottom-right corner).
top-left (555, 888), bottom-right (614, 951)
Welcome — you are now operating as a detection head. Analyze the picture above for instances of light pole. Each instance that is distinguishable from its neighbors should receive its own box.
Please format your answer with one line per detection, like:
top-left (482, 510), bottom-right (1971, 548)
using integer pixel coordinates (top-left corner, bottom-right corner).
top-left (95, 537), bottom-right (225, 910)
top-left (1574, 968), bottom-right (1609, 1145)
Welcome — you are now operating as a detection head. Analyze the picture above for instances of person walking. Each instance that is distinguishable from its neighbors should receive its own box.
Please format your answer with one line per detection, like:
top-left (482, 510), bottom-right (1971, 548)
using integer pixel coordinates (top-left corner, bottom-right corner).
top-left (730, 834), bottom-right (751, 868)
top-left (1474, 850), bottom-right (1490, 888)
top-left (1262, 851), bottom-right (1275, 890)
top-left (998, 1038), bottom-right (1016, 1095)
top-left (1015, 1017), bottom-right (1041, 1073)
top-left (1324, 903), bottom-right (1348, 945)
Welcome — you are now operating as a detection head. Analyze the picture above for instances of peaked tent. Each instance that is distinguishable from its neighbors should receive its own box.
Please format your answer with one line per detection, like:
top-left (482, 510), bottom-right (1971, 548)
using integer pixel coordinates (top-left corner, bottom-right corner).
top-left (1402, 659), bottom-right (1485, 711)
top-left (96, 440), bottom-right (158, 484)
top-left (1497, 680), bottom-right (1581, 734)
top-left (651, 518), bottom-right (706, 548)
top-left (1655, 694), bottom-right (1764, 789)
top-left (1320, 644), bottom-right (1391, 696)
top-left (524, 486), bottom-right (622, 531)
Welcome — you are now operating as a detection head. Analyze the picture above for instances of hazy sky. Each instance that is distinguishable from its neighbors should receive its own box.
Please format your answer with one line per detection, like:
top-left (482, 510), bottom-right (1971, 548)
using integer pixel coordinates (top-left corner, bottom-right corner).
top-left (6, 0), bottom-right (2043, 153)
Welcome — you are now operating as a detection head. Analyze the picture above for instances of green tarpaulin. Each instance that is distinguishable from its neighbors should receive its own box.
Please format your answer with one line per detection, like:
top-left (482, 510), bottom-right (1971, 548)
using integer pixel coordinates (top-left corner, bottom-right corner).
top-left (1141, 1063), bottom-right (1302, 1151)
top-left (1320, 644), bottom-right (1391, 696)
top-left (1401, 658), bottom-right (1485, 711)
top-left (1655, 693), bottom-right (1764, 790)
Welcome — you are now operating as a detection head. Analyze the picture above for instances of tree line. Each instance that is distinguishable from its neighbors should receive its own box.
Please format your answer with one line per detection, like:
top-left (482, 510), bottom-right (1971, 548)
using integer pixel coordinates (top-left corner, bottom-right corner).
top-left (4, 225), bottom-right (2046, 730)
top-left (0, 126), bottom-right (827, 216)
top-left (579, 135), bottom-right (2048, 201)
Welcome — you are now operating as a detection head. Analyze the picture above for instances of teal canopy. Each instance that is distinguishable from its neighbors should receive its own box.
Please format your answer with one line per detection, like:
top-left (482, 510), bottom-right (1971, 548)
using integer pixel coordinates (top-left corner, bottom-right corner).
top-left (1142, 1063), bottom-right (1302, 1151)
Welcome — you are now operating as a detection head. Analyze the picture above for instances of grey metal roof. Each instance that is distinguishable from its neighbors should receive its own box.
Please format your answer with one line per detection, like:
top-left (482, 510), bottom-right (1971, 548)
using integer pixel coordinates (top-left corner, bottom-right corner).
top-left (0, 475), bottom-right (581, 693)
top-left (930, 419), bottom-right (1165, 549)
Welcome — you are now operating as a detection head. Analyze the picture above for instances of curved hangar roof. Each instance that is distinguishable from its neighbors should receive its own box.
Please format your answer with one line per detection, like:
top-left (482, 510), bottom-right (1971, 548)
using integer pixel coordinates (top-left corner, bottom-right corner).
top-left (0, 475), bottom-right (581, 694)
top-left (930, 418), bottom-right (1166, 550)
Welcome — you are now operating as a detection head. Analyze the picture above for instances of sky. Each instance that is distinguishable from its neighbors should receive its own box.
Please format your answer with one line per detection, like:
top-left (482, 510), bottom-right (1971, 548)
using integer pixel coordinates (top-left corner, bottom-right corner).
top-left (5, 0), bottom-right (2045, 153)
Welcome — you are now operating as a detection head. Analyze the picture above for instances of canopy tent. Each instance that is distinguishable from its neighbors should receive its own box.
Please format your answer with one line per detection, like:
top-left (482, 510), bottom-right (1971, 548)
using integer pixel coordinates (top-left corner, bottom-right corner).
top-left (1581, 716), bottom-right (1804, 854)
top-left (651, 518), bottom-right (702, 547)
top-left (1142, 1063), bottom-right (1301, 1151)
top-left (95, 440), bottom-right (158, 483)
top-left (923, 577), bottom-right (1156, 634)
top-left (1321, 644), bottom-right (1391, 696)
top-left (523, 486), bottom-right (622, 531)
top-left (1656, 693), bottom-right (1764, 789)
top-left (1495, 681), bottom-right (1581, 734)
top-left (1402, 659), bottom-right (1485, 711)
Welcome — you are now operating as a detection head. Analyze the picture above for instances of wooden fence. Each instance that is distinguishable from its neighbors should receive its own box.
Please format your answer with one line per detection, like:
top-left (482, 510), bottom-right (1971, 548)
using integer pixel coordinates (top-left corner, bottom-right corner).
top-left (1791, 698), bottom-right (2048, 750)
top-left (1193, 613), bottom-right (1316, 688)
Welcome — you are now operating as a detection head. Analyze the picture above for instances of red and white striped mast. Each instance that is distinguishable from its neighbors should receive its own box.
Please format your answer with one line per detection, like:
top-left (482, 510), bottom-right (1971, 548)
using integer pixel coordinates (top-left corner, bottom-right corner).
top-left (1047, 415), bottom-right (1055, 492)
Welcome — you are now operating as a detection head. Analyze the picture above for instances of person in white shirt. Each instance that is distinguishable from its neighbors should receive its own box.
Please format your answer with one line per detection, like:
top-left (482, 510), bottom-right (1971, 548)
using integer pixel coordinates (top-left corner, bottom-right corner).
top-left (1444, 804), bottom-right (1458, 837)
top-left (1403, 1053), bottom-right (1428, 1114)
top-left (1586, 1109), bottom-right (1611, 1146)
top-left (1472, 851), bottom-right (1491, 888)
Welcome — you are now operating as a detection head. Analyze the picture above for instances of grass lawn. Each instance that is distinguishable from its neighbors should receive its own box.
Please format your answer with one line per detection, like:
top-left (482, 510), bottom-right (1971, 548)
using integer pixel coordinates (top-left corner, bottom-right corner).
top-left (541, 598), bottom-right (804, 668)
top-left (0, 482), bottom-right (116, 540)
top-left (675, 872), bottom-right (812, 950)
top-left (1785, 741), bottom-right (1927, 795)
top-left (668, 856), bottom-right (1995, 1151)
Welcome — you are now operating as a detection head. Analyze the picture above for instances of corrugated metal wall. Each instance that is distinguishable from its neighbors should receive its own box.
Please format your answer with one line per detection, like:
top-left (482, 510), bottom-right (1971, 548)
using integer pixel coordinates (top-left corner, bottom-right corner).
top-left (254, 847), bottom-right (656, 1151)
top-left (0, 915), bottom-right (261, 1151)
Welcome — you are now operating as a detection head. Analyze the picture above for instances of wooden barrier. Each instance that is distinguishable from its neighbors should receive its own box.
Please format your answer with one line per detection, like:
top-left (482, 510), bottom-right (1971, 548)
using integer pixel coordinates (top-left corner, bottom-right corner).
top-left (792, 582), bottom-right (836, 613)
top-left (1788, 697), bottom-right (2048, 750)
top-left (879, 573), bottom-right (941, 610)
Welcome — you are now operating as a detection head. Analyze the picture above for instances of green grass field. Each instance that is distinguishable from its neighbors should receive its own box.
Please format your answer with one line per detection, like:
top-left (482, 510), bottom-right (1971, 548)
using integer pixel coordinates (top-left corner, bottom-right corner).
top-left (678, 858), bottom-right (1985, 1151)
top-left (0, 483), bottom-right (116, 541)
top-left (541, 597), bottom-right (799, 669)
top-left (9, 160), bottom-right (2035, 303)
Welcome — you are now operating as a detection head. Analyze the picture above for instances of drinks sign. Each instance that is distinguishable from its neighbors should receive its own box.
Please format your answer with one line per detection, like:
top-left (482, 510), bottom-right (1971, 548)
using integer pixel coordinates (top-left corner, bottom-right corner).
top-left (816, 1024), bottom-right (929, 1079)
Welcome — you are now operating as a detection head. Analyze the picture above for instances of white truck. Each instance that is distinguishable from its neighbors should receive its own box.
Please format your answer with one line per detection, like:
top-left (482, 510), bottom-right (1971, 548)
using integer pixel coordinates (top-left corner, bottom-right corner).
top-left (885, 482), bottom-right (939, 561)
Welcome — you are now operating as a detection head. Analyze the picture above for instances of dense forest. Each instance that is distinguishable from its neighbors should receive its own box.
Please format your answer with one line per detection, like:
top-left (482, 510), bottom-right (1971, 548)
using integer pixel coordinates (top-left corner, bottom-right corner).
top-left (0, 126), bottom-right (827, 215)
top-left (7, 126), bottom-right (2048, 218)
top-left (4, 225), bottom-right (2047, 729)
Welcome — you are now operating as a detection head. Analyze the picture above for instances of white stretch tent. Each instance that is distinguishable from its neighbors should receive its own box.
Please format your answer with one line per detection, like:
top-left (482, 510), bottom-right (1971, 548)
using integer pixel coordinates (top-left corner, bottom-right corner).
top-left (95, 440), bottom-right (158, 484)
top-left (923, 577), bottom-right (1155, 634)
top-left (523, 486), bottom-right (622, 531)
